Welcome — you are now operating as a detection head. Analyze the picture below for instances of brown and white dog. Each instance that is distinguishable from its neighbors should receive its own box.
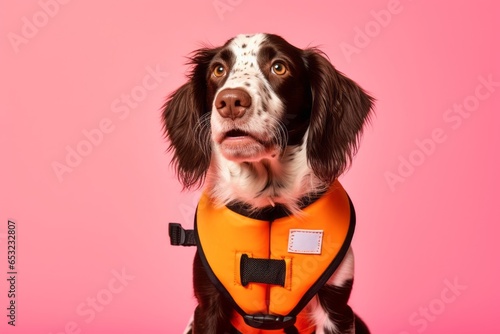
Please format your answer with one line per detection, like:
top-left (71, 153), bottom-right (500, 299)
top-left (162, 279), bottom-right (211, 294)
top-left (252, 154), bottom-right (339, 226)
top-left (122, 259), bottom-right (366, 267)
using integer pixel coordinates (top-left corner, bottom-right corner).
top-left (162, 33), bottom-right (374, 334)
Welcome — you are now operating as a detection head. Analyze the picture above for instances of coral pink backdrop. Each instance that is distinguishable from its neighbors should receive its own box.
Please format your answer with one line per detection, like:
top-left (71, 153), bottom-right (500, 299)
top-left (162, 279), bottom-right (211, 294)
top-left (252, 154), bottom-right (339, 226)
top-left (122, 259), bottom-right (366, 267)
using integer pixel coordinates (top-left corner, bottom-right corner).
top-left (1, 0), bottom-right (499, 333)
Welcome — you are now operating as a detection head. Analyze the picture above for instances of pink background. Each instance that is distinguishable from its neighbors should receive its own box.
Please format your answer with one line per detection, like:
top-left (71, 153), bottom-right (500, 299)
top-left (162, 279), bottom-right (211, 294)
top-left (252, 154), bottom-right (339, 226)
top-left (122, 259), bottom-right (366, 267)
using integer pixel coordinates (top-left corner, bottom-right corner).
top-left (1, 0), bottom-right (499, 333)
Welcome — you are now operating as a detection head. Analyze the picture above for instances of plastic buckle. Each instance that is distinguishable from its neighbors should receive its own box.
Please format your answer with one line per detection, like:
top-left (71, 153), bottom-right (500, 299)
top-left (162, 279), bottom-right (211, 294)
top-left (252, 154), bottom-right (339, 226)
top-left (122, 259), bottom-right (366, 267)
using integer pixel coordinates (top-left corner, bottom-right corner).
top-left (168, 223), bottom-right (185, 246)
top-left (243, 314), bottom-right (296, 330)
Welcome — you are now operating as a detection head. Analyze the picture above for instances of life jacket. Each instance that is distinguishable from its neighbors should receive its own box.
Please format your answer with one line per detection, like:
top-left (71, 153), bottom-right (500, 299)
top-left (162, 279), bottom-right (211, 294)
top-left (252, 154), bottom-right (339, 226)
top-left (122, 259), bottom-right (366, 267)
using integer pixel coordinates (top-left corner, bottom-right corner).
top-left (169, 180), bottom-right (356, 334)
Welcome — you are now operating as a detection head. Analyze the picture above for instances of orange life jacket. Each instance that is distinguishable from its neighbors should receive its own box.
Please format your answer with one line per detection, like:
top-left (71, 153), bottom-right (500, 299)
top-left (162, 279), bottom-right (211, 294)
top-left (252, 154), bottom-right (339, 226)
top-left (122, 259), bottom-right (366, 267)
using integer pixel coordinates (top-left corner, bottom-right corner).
top-left (169, 180), bottom-right (355, 333)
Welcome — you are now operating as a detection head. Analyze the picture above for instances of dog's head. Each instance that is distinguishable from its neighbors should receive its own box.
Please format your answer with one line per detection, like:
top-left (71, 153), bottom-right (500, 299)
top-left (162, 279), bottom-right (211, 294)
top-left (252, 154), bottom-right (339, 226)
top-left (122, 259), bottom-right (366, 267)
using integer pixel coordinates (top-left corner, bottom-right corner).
top-left (162, 33), bottom-right (374, 191)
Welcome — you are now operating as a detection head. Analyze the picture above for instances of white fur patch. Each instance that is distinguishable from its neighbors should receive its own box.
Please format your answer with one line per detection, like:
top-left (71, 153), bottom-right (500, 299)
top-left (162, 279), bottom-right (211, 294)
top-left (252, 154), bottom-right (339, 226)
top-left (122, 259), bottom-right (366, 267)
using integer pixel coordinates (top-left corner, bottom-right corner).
top-left (328, 247), bottom-right (355, 287)
top-left (307, 295), bottom-right (339, 334)
top-left (306, 248), bottom-right (356, 333)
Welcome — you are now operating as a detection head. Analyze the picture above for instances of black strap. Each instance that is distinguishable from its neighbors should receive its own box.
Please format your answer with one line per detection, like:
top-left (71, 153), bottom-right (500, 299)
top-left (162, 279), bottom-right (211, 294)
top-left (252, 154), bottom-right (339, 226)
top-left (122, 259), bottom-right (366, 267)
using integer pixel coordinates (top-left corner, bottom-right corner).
top-left (226, 191), bottom-right (326, 221)
top-left (240, 254), bottom-right (286, 286)
top-left (168, 223), bottom-right (196, 246)
top-left (229, 324), bottom-right (303, 334)
top-left (243, 314), bottom-right (297, 330)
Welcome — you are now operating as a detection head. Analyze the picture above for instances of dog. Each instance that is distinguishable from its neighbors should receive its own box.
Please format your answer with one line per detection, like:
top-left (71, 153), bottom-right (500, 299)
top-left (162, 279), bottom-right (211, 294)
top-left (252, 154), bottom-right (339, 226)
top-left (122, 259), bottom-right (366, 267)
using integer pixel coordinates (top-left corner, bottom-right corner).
top-left (162, 33), bottom-right (374, 334)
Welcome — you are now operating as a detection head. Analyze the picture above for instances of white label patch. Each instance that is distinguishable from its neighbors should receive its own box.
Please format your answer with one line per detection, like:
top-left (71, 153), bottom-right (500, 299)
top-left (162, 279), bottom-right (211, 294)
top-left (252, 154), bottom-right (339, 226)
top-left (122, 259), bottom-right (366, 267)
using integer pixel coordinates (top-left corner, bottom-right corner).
top-left (288, 229), bottom-right (323, 254)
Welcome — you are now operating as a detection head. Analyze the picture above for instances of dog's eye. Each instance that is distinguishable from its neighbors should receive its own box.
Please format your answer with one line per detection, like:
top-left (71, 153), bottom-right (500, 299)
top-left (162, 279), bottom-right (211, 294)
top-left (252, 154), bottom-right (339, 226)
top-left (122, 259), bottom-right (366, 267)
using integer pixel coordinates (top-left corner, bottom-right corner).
top-left (271, 62), bottom-right (287, 75)
top-left (213, 65), bottom-right (226, 78)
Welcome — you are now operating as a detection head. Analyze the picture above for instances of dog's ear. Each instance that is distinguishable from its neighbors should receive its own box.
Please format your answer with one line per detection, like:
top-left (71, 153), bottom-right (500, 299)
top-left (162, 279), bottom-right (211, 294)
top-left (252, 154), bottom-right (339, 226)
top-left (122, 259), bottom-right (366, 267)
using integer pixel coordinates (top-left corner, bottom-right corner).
top-left (162, 48), bottom-right (218, 189)
top-left (304, 49), bottom-right (374, 184)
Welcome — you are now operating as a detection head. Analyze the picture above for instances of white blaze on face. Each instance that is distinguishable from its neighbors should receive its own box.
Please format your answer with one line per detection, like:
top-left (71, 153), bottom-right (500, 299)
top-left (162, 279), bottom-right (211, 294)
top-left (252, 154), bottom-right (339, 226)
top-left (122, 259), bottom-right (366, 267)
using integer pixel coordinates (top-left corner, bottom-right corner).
top-left (224, 33), bottom-right (267, 91)
top-left (210, 33), bottom-right (286, 163)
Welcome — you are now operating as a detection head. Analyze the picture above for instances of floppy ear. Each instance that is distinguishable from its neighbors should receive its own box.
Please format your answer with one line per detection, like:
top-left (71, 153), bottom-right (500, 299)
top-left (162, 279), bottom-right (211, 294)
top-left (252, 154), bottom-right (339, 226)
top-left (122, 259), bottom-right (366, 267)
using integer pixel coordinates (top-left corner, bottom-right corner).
top-left (162, 48), bottom-right (218, 189)
top-left (304, 49), bottom-right (374, 184)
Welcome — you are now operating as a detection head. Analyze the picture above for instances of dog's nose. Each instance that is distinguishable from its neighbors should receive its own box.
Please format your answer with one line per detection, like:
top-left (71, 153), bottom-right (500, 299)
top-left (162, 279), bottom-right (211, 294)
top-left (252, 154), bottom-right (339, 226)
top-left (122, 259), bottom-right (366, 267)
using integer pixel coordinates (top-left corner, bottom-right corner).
top-left (215, 88), bottom-right (251, 120)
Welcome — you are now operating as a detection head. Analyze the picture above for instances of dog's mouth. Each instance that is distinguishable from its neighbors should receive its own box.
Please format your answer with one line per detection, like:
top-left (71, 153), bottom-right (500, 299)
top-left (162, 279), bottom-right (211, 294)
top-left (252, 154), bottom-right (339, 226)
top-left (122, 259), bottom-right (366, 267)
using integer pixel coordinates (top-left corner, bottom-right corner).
top-left (224, 129), bottom-right (252, 139)
top-left (219, 128), bottom-right (267, 144)
top-left (217, 129), bottom-right (278, 162)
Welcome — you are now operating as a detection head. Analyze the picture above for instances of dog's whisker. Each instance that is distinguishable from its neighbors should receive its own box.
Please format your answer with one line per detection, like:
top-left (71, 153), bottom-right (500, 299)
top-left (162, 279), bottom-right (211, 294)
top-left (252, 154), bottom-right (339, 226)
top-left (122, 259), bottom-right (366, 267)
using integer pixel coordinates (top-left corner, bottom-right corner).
top-left (265, 114), bottom-right (289, 150)
top-left (194, 113), bottom-right (212, 157)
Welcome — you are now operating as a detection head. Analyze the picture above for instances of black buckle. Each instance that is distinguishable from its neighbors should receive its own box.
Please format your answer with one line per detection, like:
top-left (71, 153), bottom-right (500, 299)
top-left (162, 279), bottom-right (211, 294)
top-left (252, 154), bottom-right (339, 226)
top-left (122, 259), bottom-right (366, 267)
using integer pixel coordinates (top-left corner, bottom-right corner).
top-left (168, 223), bottom-right (196, 246)
top-left (243, 314), bottom-right (296, 330)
